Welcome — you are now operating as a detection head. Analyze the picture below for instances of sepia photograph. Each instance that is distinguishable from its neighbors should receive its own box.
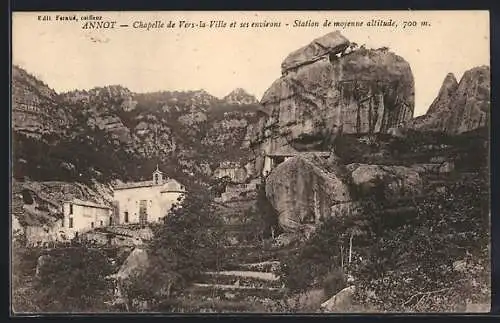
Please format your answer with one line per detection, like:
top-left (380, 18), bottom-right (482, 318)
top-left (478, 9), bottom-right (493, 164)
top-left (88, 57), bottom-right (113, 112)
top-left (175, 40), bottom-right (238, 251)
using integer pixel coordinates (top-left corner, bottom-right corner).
top-left (10, 10), bottom-right (490, 314)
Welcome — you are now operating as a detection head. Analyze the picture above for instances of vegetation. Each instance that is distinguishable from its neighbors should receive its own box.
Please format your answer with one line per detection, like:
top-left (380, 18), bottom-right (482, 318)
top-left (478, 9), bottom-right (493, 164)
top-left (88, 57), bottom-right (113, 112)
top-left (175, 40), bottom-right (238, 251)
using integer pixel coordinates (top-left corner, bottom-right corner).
top-left (277, 169), bottom-right (489, 311)
top-left (121, 185), bottom-right (229, 311)
top-left (12, 244), bottom-right (117, 313)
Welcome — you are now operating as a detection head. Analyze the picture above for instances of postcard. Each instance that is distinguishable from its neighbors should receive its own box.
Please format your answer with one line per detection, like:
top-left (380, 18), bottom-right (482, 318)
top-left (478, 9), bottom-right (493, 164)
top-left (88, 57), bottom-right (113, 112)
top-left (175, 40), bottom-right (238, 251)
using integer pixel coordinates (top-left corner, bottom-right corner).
top-left (11, 10), bottom-right (490, 314)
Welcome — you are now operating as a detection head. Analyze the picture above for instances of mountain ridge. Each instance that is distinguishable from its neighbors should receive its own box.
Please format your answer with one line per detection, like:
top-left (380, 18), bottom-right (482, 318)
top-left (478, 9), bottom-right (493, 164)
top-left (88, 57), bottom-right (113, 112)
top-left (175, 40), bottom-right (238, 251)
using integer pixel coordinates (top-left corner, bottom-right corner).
top-left (12, 65), bottom-right (261, 188)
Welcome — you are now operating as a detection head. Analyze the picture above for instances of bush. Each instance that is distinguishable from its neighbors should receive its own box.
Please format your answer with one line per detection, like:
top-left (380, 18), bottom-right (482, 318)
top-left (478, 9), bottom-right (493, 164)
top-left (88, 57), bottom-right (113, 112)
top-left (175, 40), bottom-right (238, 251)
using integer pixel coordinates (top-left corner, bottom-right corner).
top-left (26, 247), bottom-right (114, 312)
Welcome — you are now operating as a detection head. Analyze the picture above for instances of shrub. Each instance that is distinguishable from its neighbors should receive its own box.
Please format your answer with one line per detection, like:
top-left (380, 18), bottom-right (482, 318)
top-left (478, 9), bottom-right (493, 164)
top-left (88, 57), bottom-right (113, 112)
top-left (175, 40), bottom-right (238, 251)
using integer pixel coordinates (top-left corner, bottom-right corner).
top-left (26, 247), bottom-right (114, 312)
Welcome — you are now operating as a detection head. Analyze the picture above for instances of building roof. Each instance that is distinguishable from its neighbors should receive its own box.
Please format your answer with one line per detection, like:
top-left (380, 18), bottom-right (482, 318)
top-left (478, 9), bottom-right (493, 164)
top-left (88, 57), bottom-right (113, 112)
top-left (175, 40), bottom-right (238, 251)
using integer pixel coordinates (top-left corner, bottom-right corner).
top-left (65, 198), bottom-right (111, 209)
top-left (267, 151), bottom-right (331, 157)
top-left (114, 178), bottom-right (184, 191)
top-left (114, 180), bottom-right (155, 190)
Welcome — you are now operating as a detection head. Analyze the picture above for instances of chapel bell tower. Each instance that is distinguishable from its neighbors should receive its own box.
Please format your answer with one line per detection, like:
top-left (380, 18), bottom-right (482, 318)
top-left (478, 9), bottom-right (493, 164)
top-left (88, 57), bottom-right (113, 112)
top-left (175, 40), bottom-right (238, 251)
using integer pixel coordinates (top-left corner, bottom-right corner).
top-left (153, 164), bottom-right (164, 185)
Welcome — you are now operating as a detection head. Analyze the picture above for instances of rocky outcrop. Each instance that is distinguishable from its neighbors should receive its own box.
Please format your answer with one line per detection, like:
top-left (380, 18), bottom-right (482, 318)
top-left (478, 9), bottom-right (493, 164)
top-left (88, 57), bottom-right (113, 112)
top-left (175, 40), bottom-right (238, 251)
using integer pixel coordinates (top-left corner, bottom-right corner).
top-left (281, 31), bottom-right (350, 74)
top-left (62, 86), bottom-right (137, 143)
top-left (426, 73), bottom-right (459, 115)
top-left (446, 66), bottom-right (490, 134)
top-left (247, 32), bottom-right (414, 175)
top-left (405, 66), bottom-right (490, 134)
top-left (223, 88), bottom-right (258, 105)
top-left (265, 153), bottom-right (351, 233)
top-left (12, 66), bottom-right (70, 137)
top-left (213, 161), bottom-right (248, 184)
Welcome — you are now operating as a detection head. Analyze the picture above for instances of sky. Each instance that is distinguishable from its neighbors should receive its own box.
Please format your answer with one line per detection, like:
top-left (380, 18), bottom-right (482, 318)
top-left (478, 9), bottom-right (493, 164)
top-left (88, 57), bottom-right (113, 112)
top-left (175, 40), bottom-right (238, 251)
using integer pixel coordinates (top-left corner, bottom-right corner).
top-left (12, 11), bottom-right (489, 116)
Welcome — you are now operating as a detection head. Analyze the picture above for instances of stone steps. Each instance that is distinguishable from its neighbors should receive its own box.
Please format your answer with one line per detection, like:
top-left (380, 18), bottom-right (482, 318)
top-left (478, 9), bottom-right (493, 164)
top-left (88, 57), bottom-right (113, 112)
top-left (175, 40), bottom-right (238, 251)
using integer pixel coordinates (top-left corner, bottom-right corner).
top-left (203, 270), bottom-right (278, 281)
top-left (221, 245), bottom-right (296, 266)
top-left (238, 260), bottom-right (281, 273)
top-left (188, 283), bottom-right (286, 300)
top-left (200, 271), bottom-right (283, 289)
top-left (168, 296), bottom-right (269, 313)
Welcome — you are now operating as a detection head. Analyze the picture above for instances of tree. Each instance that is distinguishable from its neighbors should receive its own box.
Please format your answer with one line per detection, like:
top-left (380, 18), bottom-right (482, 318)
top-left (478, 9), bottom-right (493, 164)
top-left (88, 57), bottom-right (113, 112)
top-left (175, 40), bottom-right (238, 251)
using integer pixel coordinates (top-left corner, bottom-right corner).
top-left (125, 185), bottom-right (229, 311)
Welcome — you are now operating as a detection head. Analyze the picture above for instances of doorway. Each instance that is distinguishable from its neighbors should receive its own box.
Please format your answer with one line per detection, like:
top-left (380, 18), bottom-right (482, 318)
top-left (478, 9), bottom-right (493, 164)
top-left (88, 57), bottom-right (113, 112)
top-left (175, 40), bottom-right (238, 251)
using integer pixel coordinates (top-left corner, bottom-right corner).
top-left (139, 200), bottom-right (148, 225)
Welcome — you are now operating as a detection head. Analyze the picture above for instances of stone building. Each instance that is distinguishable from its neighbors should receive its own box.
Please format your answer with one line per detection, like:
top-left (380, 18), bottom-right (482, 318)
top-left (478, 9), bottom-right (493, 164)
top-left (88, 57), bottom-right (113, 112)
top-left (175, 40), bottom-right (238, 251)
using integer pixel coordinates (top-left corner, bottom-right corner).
top-left (61, 198), bottom-right (112, 238)
top-left (113, 166), bottom-right (186, 225)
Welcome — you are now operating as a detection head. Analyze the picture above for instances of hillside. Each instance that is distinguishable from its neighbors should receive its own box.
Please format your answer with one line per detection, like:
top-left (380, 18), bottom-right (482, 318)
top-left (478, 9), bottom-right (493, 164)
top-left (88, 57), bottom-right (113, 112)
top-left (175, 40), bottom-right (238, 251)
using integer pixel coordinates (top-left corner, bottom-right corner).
top-left (12, 65), bottom-right (261, 187)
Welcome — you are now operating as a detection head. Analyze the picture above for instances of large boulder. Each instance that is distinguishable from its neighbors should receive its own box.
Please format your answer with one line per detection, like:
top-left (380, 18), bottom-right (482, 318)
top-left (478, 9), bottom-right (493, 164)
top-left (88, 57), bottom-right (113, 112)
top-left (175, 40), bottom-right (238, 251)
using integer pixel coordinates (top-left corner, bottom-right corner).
top-left (347, 164), bottom-right (423, 200)
top-left (265, 153), bottom-right (351, 233)
top-left (320, 285), bottom-right (356, 312)
top-left (246, 32), bottom-right (414, 174)
top-left (281, 31), bottom-right (350, 73)
top-left (109, 247), bottom-right (149, 281)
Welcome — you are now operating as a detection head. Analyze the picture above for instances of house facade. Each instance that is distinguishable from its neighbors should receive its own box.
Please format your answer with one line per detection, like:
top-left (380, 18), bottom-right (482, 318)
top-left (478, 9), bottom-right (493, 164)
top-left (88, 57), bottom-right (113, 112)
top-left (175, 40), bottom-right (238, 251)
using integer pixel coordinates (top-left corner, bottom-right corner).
top-left (113, 166), bottom-right (186, 225)
top-left (61, 198), bottom-right (112, 237)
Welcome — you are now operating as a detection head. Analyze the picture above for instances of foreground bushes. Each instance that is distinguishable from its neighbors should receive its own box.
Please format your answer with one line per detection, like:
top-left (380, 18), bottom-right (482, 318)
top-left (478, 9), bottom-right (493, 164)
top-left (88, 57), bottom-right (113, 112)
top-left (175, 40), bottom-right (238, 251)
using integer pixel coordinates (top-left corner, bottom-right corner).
top-left (12, 246), bottom-right (115, 313)
top-left (278, 171), bottom-right (489, 311)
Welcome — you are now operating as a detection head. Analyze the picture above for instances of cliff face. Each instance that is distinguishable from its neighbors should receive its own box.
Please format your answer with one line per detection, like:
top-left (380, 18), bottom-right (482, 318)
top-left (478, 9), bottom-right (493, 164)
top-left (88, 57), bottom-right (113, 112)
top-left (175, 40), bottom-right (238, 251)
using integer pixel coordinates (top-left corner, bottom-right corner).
top-left (12, 65), bottom-right (260, 187)
top-left (405, 66), bottom-right (490, 134)
top-left (12, 66), bottom-right (72, 138)
top-left (246, 32), bottom-right (414, 175)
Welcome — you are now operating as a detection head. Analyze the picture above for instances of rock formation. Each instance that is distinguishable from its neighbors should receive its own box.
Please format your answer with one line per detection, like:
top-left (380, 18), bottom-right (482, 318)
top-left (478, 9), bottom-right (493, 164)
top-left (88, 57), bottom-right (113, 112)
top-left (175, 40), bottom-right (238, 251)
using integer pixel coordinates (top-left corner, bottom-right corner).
top-left (12, 66), bottom-right (71, 137)
top-left (246, 31), bottom-right (415, 175)
top-left (426, 73), bottom-right (459, 115)
top-left (281, 31), bottom-right (350, 74)
top-left (265, 153), bottom-right (351, 234)
top-left (223, 88), bottom-right (258, 105)
top-left (405, 66), bottom-right (490, 134)
top-left (347, 164), bottom-right (423, 200)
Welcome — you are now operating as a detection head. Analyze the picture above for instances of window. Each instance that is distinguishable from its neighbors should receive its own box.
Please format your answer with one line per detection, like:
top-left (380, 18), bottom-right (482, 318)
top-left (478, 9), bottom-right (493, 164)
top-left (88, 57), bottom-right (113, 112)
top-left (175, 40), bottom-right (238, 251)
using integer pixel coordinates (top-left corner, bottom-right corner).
top-left (109, 216), bottom-right (113, 226)
top-left (124, 212), bottom-right (129, 223)
top-left (100, 220), bottom-right (103, 226)
top-left (69, 204), bottom-right (73, 215)
top-left (69, 218), bottom-right (73, 228)
top-left (154, 173), bottom-right (159, 185)
top-left (91, 222), bottom-right (94, 228)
